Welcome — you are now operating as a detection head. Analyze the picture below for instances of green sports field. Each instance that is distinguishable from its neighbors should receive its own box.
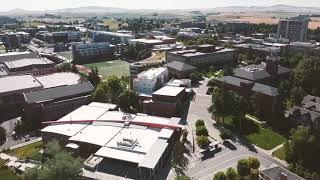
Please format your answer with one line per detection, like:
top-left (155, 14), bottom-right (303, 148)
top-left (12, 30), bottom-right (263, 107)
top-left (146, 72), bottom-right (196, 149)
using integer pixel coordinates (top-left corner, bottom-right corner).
top-left (84, 60), bottom-right (129, 79)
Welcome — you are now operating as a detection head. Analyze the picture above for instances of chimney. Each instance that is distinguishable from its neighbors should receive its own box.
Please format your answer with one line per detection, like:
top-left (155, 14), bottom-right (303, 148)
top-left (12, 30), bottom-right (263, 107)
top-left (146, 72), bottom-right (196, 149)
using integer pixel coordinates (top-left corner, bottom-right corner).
top-left (265, 56), bottom-right (279, 76)
top-left (280, 172), bottom-right (288, 180)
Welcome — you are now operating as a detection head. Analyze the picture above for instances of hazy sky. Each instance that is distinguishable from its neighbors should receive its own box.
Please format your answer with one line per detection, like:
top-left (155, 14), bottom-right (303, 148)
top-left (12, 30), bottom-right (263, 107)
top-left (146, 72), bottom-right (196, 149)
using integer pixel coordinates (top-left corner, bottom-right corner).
top-left (1, 0), bottom-right (320, 11)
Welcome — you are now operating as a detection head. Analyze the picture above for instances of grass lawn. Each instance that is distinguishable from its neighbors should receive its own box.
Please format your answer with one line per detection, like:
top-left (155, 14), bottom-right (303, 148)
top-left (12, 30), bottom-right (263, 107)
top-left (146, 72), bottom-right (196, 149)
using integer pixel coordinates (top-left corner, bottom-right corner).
top-left (84, 60), bottom-right (129, 79)
top-left (272, 146), bottom-right (286, 161)
top-left (221, 116), bottom-right (286, 150)
top-left (245, 127), bottom-right (286, 150)
top-left (7, 141), bottom-right (43, 160)
top-left (30, 152), bottom-right (43, 162)
top-left (0, 159), bottom-right (21, 180)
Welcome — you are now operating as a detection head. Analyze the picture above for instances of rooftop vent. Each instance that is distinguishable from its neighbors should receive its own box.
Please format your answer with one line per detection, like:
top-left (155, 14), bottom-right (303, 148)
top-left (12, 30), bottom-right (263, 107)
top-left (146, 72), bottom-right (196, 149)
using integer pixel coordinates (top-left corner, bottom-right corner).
top-left (117, 138), bottom-right (138, 149)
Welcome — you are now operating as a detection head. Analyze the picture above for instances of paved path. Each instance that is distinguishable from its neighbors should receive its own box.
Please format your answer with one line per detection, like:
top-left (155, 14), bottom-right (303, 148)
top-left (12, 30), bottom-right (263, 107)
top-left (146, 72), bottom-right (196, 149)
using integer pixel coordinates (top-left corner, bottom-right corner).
top-left (9, 137), bottom-right (42, 150)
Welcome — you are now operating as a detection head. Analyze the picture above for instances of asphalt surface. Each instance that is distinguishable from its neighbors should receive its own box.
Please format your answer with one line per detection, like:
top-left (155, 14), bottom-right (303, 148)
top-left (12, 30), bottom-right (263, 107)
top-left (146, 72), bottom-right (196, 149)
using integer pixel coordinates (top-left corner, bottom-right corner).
top-left (168, 78), bottom-right (284, 180)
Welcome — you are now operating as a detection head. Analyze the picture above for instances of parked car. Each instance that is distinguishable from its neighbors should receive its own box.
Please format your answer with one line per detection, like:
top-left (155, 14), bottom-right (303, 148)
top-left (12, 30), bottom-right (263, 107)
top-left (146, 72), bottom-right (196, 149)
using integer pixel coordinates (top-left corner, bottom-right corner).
top-left (223, 139), bottom-right (237, 150)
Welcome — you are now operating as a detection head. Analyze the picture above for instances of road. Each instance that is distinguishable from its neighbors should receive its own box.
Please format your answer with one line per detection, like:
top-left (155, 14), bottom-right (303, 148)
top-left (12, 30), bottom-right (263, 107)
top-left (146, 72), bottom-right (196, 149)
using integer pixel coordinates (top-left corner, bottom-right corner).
top-left (175, 78), bottom-right (284, 180)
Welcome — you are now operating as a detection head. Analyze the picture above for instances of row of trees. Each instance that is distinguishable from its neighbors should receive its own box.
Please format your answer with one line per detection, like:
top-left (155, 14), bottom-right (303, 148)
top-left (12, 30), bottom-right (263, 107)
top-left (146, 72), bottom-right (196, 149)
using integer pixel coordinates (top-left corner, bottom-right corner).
top-left (195, 120), bottom-right (210, 149)
top-left (215, 23), bottom-right (278, 35)
top-left (213, 157), bottom-right (260, 180)
top-left (177, 36), bottom-right (218, 46)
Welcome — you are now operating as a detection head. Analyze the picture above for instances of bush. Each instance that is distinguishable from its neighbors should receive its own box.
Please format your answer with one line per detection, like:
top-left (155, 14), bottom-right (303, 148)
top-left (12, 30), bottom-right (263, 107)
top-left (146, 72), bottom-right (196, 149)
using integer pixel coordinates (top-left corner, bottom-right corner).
top-left (175, 176), bottom-right (191, 180)
top-left (220, 128), bottom-right (233, 139)
top-left (226, 167), bottom-right (240, 180)
top-left (213, 171), bottom-right (227, 180)
top-left (196, 119), bottom-right (205, 127)
top-left (196, 125), bottom-right (209, 136)
top-left (197, 135), bottom-right (209, 149)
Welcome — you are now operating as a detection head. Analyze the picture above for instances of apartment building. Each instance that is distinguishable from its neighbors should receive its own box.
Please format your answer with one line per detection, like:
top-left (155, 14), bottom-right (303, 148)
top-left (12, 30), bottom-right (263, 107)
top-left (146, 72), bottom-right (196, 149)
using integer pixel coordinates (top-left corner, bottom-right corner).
top-left (132, 67), bottom-right (168, 96)
top-left (277, 16), bottom-right (310, 42)
top-left (91, 31), bottom-right (134, 45)
top-left (72, 42), bottom-right (115, 64)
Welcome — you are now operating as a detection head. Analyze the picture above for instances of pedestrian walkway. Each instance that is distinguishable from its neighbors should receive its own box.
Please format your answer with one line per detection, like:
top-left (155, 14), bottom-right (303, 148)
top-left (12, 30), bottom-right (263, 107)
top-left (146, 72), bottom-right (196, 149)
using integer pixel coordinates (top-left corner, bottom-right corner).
top-left (9, 137), bottom-right (42, 150)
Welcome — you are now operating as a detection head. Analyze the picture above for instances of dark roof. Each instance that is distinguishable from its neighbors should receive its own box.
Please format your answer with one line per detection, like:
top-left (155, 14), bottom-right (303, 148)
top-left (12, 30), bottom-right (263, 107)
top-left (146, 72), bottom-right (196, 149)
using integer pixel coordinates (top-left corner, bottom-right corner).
top-left (233, 63), bottom-right (291, 81)
top-left (166, 61), bottom-right (197, 72)
top-left (215, 76), bottom-right (279, 96)
top-left (24, 81), bottom-right (94, 104)
top-left (260, 164), bottom-right (305, 180)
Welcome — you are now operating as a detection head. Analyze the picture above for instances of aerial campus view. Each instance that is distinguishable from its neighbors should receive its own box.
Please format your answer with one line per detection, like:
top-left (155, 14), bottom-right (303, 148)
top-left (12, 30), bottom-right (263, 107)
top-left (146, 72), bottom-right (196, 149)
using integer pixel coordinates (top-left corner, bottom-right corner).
top-left (0, 0), bottom-right (320, 180)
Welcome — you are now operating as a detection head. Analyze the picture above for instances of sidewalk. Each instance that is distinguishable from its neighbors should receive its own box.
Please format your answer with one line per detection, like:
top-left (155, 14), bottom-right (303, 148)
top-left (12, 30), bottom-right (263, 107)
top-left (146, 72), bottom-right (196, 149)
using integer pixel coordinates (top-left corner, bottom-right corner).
top-left (9, 137), bottom-right (42, 150)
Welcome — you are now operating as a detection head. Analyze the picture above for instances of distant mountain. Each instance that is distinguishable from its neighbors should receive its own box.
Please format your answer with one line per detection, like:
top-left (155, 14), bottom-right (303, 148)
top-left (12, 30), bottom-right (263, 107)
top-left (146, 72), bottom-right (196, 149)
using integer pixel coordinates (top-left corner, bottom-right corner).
top-left (1, 4), bottom-right (320, 16)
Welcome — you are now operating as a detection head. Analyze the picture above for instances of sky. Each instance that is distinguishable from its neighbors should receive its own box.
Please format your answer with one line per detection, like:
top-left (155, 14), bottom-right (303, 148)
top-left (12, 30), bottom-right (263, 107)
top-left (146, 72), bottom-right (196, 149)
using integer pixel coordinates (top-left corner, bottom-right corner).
top-left (1, 0), bottom-right (320, 11)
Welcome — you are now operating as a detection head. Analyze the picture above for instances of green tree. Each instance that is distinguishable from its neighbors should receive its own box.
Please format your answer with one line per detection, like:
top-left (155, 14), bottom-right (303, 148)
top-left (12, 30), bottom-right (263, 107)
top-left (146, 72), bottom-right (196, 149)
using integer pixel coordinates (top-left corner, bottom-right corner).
top-left (189, 72), bottom-right (203, 84)
top-left (196, 125), bottom-right (209, 136)
top-left (196, 119), bottom-right (205, 127)
top-left (248, 156), bottom-right (260, 169)
top-left (213, 171), bottom-right (227, 180)
top-left (87, 66), bottom-right (100, 87)
top-left (118, 90), bottom-right (139, 113)
top-left (24, 142), bottom-right (83, 180)
top-left (285, 127), bottom-right (320, 174)
top-left (0, 126), bottom-right (6, 145)
top-left (237, 159), bottom-right (251, 179)
top-left (196, 135), bottom-right (209, 149)
top-left (104, 75), bottom-right (126, 104)
top-left (171, 141), bottom-right (189, 175)
top-left (226, 167), bottom-right (240, 180)
top-left (92, 85), bottom-right (107, 102)
top-left (43, 140), bottom-right (61, 161)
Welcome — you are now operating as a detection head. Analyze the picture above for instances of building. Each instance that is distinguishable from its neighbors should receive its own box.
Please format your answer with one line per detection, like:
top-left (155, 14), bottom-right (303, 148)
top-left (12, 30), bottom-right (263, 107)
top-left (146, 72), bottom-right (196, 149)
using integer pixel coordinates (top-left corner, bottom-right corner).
top-left (91, 31), bottom-right (134, 45)
top-left (0, 51), bottom-right (39, 64)
top-left (52, 31), bottom-right (82, 43)
top-left (166, 60), bottom-right (197, 78)
top-left (3, 32), bottom-right (31, 49)
top-left (214, 76), bottom-right (280, 121)
top-left (3, 57), bottom-right (55, 76)
top-left (277, 16), bottom-right (310, 42)
top-left (41, 103), bottom-right (182, 179)
top-left (233, 56), bottom-right (291, 86)
top-left (72, 42), bottom-right (115, 64)
top-left (167, 45), bottom-right (237, 67)
top-left (286, 95), bottom-right (320, 130)
top-left (233, 43), bottom-right (281, 58)
top-left (260, 164), bottom-right (305, 180)
top-left (143, 86), bottom-right (186, 117)
top-left (132, 67), bottom-right (168, 96)
top-left (285, 42), bottom-right (320, 56)
top-left (23, 81), bottom-right (94, 122)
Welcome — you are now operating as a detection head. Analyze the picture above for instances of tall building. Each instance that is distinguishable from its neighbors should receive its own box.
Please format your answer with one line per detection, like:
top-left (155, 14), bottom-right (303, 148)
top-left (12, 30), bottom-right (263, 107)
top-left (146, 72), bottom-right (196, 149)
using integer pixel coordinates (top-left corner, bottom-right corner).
top-left (277, 16), bottom-right (310, 42)
top-left (91, 31), bottom-right (134, 45)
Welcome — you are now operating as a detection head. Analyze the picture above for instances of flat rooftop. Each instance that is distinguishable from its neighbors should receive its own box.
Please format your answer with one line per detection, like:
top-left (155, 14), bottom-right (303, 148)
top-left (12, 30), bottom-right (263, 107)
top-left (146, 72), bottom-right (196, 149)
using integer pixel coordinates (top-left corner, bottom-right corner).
top-left (35, 72), bottom-right (80, 88)
top-left (0, 75), bottom-right (43, 96)
top-left (153, 86), bottom-right (185, 97)
top-left (4, 58), bottom-right (54, 69)
top-left (41, 103), bottom-right (182, 170)
top-left (136, 67), bottom-right (167, 80)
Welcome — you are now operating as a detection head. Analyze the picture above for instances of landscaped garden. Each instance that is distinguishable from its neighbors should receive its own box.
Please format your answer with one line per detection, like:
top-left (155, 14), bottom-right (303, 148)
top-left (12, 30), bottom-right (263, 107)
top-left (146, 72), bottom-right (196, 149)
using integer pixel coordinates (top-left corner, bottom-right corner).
top-left (0, 159), bottom-right (21, 180)
top-left (272, 146), bottom-right (286, 160)
top-left (7, 141), bottom-right (43, 160)
top-left (84, 60), bottom-right (129, 79)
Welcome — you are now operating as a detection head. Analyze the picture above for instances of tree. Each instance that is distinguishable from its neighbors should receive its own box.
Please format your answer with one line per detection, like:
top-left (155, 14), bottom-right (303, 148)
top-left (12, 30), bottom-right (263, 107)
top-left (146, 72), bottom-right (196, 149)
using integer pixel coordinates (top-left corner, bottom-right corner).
top-left (24, 142), bottom-right (83, 180)
top-left (171, 141), bottom-right (189, 175)
top-left (196, 119), bottom-right (205, 127)
top-left (248, 156), bottom-right (260, 170)
top-left (196, 135), bottom-right (209, 149)
top-left (226, 167), bottom-right (240, 180)
top-left (87, 66), bottom-right (100, 87)
top-left (213, 171), bottom-right (227, 180)
top-left (104, 75), bottom-right (126, 104)
top-left (43, 140), bottom-right (61, 161)
top-left (118, 90), bottom-right (139, 113)
top-left (289, 86), bottom-right (305, 106)
top-left (181, 129), bottom-right (189, 144)
top-left (196, 125), bottom-right (209, 136)
top-left (92, 85), bottom-right (107, 102)
top-left (237, 159), bottom-right (251, 178)
top-left (0, 126), bottom-right (6, 145)
top-left (189, 72), bottom-right (203, 84)
top-left (284, 127), bottom-right (320, 175)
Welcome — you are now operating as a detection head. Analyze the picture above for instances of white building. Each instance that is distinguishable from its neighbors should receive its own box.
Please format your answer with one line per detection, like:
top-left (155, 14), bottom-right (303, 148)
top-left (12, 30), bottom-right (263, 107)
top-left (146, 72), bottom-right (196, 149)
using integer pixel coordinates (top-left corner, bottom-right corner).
top-left (132, 67), bottom-right (168, 96)
top-left (41, 102), bottom-right (182, 180)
